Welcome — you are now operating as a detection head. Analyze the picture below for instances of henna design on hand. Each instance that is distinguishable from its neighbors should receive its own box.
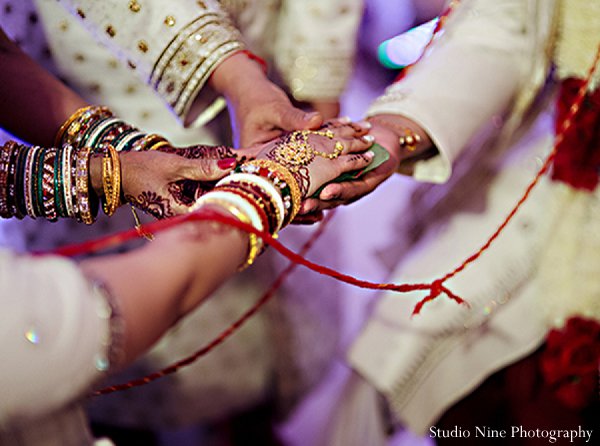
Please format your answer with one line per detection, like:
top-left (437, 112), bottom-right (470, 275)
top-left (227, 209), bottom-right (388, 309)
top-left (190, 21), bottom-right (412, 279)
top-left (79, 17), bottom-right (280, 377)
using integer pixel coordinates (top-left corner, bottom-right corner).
top-left (263, 132), bottom-right (316, 197)
top-left (168, 180), bottom-right (213, 207)
top-left (125, 191), bottom-right (173, 219)
top-left (295, 167), bottom-right (311, 197)
top-left (158, 145), bottom-right (236, 160)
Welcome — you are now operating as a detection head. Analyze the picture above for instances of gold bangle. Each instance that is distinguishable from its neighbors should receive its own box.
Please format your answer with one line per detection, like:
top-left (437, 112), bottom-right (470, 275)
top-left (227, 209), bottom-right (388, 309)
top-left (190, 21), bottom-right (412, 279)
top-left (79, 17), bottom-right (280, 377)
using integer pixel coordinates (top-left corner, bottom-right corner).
top-left (214, 185), bottom-right (271, 233)
top-left (147, 140), bottom-right (170, 151)
top-left (199, 196), bottom-right (261, 271)
top-left (139, 134), bottom-right (169, 151)
top-left (55, 106), bottom-right (113, 148)
top-left (102, 145), bottom-right (121, 216)
top-left (244, 159), bottom-right (301, 224)
top-left (54, 106), bottom-right (96, 147)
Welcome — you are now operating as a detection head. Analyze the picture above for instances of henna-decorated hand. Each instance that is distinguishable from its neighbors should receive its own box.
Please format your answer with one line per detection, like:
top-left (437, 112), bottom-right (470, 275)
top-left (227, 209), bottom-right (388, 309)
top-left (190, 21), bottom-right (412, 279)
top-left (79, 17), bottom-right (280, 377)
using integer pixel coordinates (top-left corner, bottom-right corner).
top-left (119, 150), bottom-right (237, 219)
top-left (299, 114), bottom-right (433, 215)
top-left (254, 120), bottom-right (375, 199)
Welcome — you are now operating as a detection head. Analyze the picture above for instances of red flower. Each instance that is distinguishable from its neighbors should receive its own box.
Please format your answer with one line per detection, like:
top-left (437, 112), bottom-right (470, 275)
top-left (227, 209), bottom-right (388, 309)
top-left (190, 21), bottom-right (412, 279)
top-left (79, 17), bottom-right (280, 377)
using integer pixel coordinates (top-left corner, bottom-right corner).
top-left (540, 316), bottom-right (600, 410)
top-left (551, 78), bottom-right (600, 191)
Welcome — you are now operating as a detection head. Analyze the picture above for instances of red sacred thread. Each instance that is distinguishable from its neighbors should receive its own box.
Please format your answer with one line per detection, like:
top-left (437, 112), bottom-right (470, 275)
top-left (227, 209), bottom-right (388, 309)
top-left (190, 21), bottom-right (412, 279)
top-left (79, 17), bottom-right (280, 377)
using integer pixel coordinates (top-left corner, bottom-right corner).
top-left (92, 210), bottom-right (336, 396)
top-left (411, 43), bottom-right (600, 315)
top-left (49, 28), bottom-right (599, 398)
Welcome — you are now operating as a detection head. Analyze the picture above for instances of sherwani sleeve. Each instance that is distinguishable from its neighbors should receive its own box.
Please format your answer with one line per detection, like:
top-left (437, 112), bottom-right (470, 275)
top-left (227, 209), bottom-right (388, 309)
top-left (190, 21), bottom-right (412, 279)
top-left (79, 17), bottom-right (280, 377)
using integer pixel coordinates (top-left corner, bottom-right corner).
top-left (367, 0), bottom-right (536, 183)
top-left (274, 0), bottom-right (364, 102)
top-left (0, 250), bottom-right (116, 426)
top-left (57, 0), bottom-right (245, 123)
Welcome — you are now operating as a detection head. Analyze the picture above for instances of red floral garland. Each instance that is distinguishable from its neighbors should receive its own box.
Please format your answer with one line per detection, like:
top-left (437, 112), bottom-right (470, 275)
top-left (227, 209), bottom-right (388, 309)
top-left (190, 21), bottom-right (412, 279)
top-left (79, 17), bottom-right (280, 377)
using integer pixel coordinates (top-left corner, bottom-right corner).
top-left (552, 78), bottom-right (600, 190)
top-left (540, 316), bottom-right (600, 410)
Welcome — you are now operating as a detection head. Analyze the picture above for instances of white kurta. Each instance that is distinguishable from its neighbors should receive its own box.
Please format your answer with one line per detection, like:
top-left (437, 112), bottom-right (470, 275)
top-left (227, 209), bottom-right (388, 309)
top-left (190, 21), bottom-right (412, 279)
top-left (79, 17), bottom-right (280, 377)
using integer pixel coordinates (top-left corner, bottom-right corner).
top-left (0, 250), bottom-right (117, 445)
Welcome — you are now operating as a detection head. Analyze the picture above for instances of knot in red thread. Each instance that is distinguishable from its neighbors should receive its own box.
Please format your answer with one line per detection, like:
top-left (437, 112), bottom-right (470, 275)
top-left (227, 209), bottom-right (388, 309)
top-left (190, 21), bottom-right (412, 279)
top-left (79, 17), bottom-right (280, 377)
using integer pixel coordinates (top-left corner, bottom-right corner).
top-left (430, 279), bottom-right (445, 297)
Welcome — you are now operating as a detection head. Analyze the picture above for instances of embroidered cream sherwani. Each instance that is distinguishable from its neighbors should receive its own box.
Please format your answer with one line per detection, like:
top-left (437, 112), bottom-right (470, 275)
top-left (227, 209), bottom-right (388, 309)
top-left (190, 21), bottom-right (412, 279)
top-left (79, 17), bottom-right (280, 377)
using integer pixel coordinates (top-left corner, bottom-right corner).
top-left (350, 0), bottom-right (600, 436)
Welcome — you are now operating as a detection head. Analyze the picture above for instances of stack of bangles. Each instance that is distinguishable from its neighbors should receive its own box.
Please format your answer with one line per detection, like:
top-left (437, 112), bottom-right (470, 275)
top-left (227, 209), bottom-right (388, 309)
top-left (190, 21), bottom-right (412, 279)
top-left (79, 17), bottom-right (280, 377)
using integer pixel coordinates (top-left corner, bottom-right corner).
top-left (0, 105), bottom-right (175, 223)
top-left (191, 158), bottom-right (302, 271)
top-left (1, 104), bottom-right (304, 272)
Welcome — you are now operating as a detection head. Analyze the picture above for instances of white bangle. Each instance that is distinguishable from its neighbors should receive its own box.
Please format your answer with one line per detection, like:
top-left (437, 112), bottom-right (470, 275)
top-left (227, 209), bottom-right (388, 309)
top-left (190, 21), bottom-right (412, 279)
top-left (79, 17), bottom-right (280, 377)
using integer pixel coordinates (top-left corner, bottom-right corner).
top-left (217, 173), bottom-right (285, 232)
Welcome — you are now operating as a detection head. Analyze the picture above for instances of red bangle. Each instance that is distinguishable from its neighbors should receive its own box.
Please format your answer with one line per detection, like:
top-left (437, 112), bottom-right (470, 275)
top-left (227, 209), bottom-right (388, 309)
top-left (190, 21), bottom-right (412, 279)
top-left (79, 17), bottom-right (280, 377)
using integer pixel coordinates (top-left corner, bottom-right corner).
top-left (239, 49), bottom-right (268, 73)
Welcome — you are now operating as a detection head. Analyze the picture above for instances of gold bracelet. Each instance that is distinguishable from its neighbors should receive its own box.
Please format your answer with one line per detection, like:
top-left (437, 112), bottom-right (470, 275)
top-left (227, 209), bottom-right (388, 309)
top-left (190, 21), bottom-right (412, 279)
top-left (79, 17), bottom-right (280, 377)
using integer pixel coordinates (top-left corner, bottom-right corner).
top-left (55, 106), bottom-right (113, 148)
top-left (199, 196), bottom-right (261, 271)
top-left (244, 159), bottom-right (301, 224)
top-left (54, 106), bottom-right (96, 147)
top-left (102, 145), bottom-right (121, 216)
top-left (147, 140), bottom-right (170, 151)
top-left (140, 134), bottom-right (169, 151)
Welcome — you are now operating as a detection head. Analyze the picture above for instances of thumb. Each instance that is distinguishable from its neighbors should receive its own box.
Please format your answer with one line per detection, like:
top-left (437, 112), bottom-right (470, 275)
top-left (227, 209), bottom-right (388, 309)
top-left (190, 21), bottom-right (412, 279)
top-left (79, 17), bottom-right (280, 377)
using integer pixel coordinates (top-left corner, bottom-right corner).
top-left (181, 157), bottom-right (237, 181)
top-left (276, 106), bottom-right (323, 131)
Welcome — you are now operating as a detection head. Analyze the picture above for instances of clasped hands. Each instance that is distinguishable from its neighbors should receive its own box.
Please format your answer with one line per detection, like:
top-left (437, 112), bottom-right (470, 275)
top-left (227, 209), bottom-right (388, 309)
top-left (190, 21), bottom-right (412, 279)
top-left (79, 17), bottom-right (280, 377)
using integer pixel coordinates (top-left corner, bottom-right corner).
top-left (105, 52), bottom-right (433, 223)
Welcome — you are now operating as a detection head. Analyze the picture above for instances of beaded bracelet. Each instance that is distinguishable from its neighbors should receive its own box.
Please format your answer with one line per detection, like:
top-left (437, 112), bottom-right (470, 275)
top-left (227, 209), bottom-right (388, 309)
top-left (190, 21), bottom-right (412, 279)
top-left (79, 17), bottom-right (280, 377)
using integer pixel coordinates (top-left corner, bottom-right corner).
top-left (0, 141), bottom-right (12, 217)
top-left (74, 147), bottom-right (98, 224)
top-left (6, 142), bottom-right (22, 218)
top-left (41, 148), bottom-right (58, 221)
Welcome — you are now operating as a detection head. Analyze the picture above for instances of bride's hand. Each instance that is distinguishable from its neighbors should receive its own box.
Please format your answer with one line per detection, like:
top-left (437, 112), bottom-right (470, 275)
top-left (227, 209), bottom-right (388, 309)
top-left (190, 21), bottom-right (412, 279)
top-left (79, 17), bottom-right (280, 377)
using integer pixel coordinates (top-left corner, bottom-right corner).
top-left (116, 149), bottom-right (237, 219)
top-left (254, 120), bottom-right (375, 199)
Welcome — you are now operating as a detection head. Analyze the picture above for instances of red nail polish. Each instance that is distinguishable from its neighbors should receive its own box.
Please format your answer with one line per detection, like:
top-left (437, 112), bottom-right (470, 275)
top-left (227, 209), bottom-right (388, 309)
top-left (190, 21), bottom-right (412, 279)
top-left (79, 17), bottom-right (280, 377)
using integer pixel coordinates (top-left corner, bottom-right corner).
top-left (217, 158), bottom-right (237, 169)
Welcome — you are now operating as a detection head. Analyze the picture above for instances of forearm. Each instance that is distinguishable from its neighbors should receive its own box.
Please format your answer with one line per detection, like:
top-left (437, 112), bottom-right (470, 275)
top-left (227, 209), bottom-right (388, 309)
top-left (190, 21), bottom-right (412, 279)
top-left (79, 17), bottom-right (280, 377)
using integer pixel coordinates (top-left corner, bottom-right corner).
top-left (0, 30), bottom-right (87, 146)
top-left (80, 214), bottom-right (247, 365)
top-left (208, 52), bottom-right (267, 102)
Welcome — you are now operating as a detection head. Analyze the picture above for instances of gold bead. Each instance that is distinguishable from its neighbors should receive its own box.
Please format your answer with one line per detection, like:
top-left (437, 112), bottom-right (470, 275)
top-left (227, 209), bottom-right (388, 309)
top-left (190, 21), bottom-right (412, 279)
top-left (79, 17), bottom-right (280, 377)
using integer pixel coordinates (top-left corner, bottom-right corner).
top-left (137, 40), bottom-right (149, 53)
top-left (164, 15), bottom-right (176, 27)
top-left (129, 1), bottom-right (141, 12)
top-left (106, 25), bottom-right (116, 37)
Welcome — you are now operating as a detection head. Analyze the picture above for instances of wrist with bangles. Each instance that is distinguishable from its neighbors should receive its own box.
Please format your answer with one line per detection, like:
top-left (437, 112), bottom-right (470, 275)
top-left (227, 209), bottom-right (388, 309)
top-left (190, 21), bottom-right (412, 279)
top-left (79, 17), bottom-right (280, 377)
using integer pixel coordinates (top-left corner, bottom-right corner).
top-left (0, 105), bottom-right (174, 223)
top-left (190, 158), bottom-right (302, 270)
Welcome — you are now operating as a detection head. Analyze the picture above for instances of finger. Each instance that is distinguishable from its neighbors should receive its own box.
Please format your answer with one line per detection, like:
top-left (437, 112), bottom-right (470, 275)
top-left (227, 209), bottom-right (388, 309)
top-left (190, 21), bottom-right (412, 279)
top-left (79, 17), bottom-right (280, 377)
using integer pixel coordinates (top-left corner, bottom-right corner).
top-left (292, 211), bottom-right (324, 225)
top-left (320, 173), bottom-right (381, 202)
top-left (348, 120), bottom-right (372, 136)
top-left (180, 157), bottom-right (237, 181)
top-left (298, 198), bottom-right (320, 215)
top-left (340, 134), bottom-right (375, 154)
top-left (240, 128), bottom-right (283, 147)
top-left (334, 151), bottom-right (375, 176)
top-left (321, 119), bottom-right (371, 137)
top-left (276, 105), bottom-right (323, 132)
top-left (322, 116), bottom-right (352, 129)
